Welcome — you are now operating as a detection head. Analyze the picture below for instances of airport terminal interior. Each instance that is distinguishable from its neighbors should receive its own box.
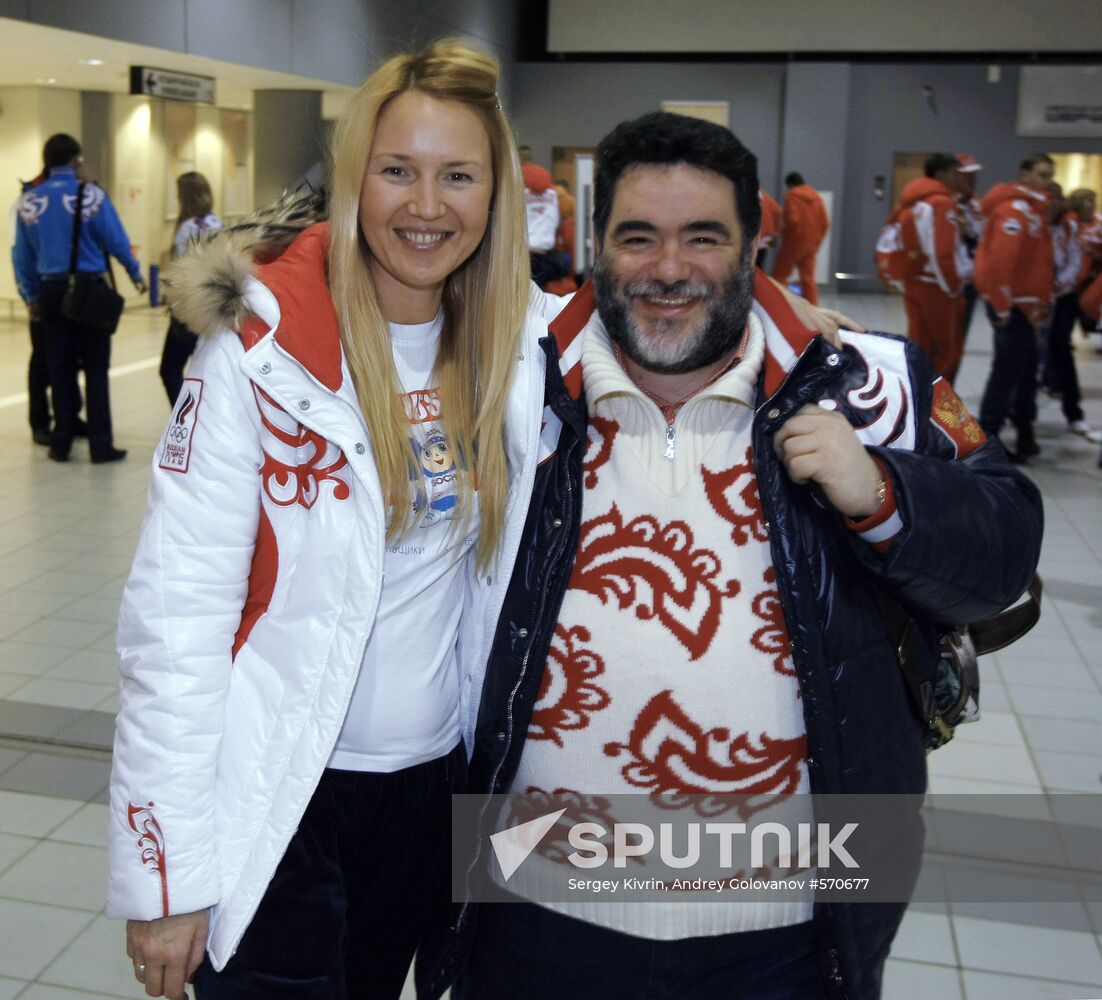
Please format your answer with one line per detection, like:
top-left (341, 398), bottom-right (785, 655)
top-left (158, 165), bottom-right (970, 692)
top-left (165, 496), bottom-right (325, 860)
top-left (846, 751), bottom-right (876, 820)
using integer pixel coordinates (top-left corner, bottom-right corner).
top-left (1, 1), bottom-right (1102, 998)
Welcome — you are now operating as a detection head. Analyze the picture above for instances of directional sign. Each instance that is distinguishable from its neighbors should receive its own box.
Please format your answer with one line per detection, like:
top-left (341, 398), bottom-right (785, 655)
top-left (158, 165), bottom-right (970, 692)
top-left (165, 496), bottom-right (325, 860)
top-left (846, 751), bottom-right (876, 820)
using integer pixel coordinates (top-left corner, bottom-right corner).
top-left (130, 66), bottom-right (215, 104)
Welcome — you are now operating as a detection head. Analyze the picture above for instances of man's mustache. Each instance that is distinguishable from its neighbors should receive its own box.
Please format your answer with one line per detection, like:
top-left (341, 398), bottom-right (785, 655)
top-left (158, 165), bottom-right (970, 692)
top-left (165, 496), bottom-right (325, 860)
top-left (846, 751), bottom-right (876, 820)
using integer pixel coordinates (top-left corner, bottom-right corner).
top-left (623, 279), bottom-right (714, 300)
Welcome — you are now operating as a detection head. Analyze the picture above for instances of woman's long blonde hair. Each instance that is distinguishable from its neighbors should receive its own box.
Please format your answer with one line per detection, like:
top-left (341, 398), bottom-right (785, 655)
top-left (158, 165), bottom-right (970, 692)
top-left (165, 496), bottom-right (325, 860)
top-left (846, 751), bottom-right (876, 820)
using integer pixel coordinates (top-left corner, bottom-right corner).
top-left (328, 39), bottom-right (529, 570)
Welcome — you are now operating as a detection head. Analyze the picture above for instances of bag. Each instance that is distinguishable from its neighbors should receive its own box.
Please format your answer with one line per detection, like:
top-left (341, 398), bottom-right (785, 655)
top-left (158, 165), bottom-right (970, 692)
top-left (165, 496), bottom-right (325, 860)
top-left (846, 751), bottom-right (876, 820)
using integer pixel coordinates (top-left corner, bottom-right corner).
top-left (62, 273), bottom-right (125, 334)
top-left (60, 180), bottom-right (125, 334)
top-left (874, 209), bottom-right (926, 289)
top-left (884, 574), bottom-right (1042, 752)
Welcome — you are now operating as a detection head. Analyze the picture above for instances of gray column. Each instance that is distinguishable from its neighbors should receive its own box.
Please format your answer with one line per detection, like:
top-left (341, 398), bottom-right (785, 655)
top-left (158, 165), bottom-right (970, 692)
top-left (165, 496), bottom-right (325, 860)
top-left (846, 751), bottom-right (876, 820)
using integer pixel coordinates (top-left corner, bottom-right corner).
top-left (80, 91), bottom-right (113, 189)
top-left (253, 90), bottom-right (324, 206)
top-left (778, 63), bottom-right (852, 296)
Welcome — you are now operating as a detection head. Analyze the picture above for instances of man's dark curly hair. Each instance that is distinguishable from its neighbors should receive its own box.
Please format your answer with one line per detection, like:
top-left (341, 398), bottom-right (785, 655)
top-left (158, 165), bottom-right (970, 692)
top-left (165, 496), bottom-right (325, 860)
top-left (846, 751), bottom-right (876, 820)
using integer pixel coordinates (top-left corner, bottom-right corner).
top-left (593, 112), bottom-right (760, 244)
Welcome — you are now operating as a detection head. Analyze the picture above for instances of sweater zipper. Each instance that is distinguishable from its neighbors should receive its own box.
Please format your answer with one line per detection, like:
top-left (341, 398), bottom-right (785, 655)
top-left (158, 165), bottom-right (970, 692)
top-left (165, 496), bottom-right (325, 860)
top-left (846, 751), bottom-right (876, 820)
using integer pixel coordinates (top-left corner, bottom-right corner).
top-left (665, 423), bottom-right (676, 459)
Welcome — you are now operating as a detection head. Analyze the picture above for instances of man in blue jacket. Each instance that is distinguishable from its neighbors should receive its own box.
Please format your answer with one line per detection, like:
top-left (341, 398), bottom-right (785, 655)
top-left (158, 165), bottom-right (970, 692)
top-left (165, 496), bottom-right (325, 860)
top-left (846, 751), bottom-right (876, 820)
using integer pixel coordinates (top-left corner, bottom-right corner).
top-left (13, 133), bottom-right (146, 463)
top-left (431, 113), bottom-right (1042, 1000)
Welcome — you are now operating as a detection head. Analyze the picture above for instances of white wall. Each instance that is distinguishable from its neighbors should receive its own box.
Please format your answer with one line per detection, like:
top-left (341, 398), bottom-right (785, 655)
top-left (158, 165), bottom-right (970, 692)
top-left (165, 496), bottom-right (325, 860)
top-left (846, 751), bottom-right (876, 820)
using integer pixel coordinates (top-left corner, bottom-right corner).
top-left (2, 86), bottom-right (255, 305)
top-left (0, 85), bottom-right (80, 302)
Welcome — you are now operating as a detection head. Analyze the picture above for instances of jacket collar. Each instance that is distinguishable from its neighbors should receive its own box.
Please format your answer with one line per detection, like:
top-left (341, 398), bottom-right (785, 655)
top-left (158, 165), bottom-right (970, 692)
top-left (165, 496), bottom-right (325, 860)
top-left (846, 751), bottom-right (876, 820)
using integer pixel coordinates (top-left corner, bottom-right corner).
top-left (549, 270), bottom-right (818, 403)
top-left (241, 222), bottom-right (344, 392)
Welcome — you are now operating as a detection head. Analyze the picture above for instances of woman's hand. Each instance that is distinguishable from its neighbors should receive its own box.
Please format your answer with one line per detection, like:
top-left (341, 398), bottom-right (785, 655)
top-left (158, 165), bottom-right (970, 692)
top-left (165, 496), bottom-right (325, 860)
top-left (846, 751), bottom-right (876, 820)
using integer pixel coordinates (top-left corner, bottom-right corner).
top-left (126, 910), bottom-right (209, 999)
top-left (767, 274), bottom-right (865, 346)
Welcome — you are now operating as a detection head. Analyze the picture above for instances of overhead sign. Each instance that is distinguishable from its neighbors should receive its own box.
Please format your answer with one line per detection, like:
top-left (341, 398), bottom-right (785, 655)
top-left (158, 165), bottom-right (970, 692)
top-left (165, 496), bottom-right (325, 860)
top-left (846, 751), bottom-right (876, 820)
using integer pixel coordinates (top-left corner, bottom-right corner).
top-left (1018, 66), bottom-right (1102, 138)
top-left (130, 66), bottom-right (215, 104)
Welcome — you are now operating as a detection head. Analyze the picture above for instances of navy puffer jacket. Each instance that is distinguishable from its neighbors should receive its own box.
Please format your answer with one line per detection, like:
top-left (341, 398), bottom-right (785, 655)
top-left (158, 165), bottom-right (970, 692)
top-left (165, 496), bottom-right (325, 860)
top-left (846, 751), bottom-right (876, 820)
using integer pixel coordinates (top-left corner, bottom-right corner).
top-left (423, 283), bottom-right (1042, 1000)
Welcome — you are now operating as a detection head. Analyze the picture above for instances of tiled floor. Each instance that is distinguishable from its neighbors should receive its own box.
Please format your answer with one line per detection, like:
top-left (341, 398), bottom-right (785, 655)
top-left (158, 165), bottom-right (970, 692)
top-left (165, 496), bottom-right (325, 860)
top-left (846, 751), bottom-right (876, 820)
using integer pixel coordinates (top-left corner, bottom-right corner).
top-left (0, 295), bottom-right (1100, 999)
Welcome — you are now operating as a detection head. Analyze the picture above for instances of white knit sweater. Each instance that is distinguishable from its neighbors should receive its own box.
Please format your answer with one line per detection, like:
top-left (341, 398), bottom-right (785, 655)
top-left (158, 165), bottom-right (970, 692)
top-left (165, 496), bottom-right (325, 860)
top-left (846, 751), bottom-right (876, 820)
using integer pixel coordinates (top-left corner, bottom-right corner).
top-left (506, 312), bottom-right (813, 939)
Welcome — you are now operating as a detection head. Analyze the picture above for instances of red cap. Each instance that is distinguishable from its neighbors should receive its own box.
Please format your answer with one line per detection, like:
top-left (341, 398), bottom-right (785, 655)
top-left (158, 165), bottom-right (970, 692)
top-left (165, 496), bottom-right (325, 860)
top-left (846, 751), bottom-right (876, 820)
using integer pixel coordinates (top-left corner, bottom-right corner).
top-left (954, 153), bottom-right (983, 173)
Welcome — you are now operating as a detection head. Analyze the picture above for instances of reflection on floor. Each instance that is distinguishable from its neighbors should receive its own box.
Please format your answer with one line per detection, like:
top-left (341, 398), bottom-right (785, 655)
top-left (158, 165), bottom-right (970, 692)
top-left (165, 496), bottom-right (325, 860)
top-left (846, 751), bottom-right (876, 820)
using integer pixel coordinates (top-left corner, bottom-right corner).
top-left (0, 294), bottom-right (1100, 999)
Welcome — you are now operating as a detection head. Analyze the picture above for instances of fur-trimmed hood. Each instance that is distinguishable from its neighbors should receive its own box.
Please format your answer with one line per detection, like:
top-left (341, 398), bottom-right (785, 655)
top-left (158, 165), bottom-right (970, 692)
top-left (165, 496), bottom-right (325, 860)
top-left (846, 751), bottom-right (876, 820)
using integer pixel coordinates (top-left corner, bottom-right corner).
top-left (164, 187), bottom-right (328, 337)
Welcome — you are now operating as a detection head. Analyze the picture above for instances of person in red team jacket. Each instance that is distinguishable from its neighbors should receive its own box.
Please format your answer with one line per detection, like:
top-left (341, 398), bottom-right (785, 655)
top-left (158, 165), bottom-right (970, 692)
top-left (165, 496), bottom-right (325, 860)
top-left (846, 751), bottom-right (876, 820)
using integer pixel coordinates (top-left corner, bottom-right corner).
top-left (975, 152), bottom-right (1055, 462)
top-left (771, 171), bottom-right (829, 304)
top-left (893, 153), bottom-right (966, 381)
top-left (757, 187), bottom-right (782, 270)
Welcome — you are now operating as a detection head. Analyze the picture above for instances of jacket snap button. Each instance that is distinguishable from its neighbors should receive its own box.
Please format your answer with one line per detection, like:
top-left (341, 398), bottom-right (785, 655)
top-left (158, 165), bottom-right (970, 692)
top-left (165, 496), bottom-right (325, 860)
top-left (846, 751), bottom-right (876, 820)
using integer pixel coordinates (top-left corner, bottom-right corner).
top-left (767, 407), bottom-right (781, 420)
top-left (552, 518), bottom-right (563, 528)
top-left (258, 362), bottom-right (271, 374)
top-left (355, 443), bottom-right (365, 455)
top-left (518, 628), bottom-right (529, 638)
top-left (517, 352), bottom-right (525, 361)
top-left (496, 731), bottom-right (506, 742)
top-left (486, 575), bottom-right (493, 586)
top-left (827, 353), bottom-right (840, 367)
top-left (298, 399), bottom-right (310, 411)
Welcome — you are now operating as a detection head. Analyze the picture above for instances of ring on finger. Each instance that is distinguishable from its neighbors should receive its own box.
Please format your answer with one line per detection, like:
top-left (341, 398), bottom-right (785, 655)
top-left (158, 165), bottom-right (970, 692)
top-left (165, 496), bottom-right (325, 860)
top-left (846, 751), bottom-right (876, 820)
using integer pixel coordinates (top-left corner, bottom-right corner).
top-left (135, 962), bottom-right (146, 979)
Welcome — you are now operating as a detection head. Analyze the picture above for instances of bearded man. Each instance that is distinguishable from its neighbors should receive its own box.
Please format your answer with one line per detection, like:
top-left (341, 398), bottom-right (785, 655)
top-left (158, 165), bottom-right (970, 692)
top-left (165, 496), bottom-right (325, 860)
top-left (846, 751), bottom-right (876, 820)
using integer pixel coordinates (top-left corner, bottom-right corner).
top-left (428, 112), bottom-right (1041, 1000)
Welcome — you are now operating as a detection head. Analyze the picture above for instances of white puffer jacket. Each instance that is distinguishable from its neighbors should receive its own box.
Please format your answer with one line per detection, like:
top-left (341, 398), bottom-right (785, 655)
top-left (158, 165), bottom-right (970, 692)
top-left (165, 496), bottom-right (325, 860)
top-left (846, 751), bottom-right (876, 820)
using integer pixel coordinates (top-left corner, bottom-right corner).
top-left (106, 222), bottom-right (562, 969)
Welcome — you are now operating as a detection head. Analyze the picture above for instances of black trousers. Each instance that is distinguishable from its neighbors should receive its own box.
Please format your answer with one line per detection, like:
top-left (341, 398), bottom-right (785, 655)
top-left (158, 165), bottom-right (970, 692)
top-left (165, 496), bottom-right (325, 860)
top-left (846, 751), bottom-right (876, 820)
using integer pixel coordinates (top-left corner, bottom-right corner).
top-left (960, 281), bottom-right (978, 344)
top-left (27, 317), bottom-right (52, 433)
top-left (194, 744), bottom-right (466, 1000)
top-left (456, 903), bottom-right (828, 1000)
top-left (1044, 292), bottom-right (1084, 423)
top-left (39, 278), bottom-right (114, 457)
top-left (978, 306), bottom-right (1039, 438)
top-left (160, 316), bottom-right (199, 405)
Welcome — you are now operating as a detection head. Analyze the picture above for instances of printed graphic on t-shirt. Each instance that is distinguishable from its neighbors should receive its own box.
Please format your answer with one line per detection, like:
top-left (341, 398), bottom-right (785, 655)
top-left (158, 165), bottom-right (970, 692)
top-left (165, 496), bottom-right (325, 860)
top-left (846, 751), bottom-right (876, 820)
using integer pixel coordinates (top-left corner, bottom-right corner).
top-left (402, 387), bottom-right (442, 425)
top-left (410, 423), bottom-right (459, 526)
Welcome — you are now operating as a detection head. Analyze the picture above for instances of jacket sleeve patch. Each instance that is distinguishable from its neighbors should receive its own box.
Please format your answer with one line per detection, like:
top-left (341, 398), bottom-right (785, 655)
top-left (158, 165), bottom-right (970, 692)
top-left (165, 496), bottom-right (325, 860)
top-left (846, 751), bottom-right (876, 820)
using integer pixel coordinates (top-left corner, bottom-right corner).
top-left (930, 377), bottom-right (986, 458)
top-left (127, 802), bottom-right (170, 917)
top-left (159, 378), bottom-right (204, 473)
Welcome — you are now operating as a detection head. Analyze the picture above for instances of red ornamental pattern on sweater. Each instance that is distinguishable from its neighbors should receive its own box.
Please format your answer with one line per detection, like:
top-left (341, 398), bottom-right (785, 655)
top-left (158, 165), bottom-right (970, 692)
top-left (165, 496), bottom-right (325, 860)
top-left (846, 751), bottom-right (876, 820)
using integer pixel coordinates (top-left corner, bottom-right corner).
top-left (583, 415), bottom-right (620, 488)
top-left (750, 567), bottom-right (796, 679)
top-left (604, 690), bottom-right (807, 809)
top-left (529, 624), bottom-right (612, 747)
top-left (253, 386), bottom-right (351, 509)
top-left (702, 445), bottom-right (769, 547)
top-left (567, 504), bottom-right (741, 661)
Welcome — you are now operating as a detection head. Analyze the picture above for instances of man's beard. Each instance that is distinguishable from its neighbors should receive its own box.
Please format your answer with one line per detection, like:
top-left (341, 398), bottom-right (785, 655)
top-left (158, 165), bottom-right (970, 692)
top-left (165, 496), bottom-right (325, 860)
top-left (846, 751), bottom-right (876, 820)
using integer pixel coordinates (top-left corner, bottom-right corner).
top-left (592, 248), bottom-right (755, 375)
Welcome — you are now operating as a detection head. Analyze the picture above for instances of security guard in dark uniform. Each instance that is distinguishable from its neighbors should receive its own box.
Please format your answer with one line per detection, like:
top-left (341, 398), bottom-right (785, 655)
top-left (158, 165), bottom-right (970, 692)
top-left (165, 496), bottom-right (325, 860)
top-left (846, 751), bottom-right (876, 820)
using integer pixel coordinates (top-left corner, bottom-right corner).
top-left (13, 133), bottom-right (146, 463)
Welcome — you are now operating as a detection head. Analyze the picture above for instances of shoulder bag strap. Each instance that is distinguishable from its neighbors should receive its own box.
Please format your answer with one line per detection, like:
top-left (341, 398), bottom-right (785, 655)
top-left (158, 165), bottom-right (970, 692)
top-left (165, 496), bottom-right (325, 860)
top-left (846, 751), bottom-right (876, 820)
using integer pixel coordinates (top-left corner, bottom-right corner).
top-left (68, 182), bottom-right (85, 278)
top-left (967, 573), bottom-right (1043, 655)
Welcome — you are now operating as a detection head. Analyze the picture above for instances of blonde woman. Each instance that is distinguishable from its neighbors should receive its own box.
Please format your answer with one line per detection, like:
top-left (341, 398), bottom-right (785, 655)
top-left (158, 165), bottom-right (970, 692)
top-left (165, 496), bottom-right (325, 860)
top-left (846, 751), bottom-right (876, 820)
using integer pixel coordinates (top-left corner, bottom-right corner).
top-left (159, 171), bottom-right (223, 403)
top-left (107, 40), bottom-right (555, 999)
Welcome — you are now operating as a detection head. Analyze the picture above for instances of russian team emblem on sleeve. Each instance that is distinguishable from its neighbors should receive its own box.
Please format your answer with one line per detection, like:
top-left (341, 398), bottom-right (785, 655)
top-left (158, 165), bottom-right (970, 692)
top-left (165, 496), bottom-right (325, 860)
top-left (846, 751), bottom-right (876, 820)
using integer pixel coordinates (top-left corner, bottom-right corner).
top-left (930, 378), bottom-right (985, 458)
top-left (159, 378), bottom-right (204, 473)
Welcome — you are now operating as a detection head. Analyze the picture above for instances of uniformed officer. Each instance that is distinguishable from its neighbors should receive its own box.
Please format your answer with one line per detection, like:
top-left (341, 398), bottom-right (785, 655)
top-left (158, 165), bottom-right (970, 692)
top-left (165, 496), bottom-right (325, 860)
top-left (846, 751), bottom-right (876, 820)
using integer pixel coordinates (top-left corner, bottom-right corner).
top-left (13, 133), bottom-right (146, 462)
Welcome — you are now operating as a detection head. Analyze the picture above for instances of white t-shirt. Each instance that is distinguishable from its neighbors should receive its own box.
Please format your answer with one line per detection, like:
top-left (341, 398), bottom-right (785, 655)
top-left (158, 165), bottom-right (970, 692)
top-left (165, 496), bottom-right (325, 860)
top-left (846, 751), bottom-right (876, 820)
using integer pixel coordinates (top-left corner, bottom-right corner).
top-left (329, 312), bottom-right (479, 772)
